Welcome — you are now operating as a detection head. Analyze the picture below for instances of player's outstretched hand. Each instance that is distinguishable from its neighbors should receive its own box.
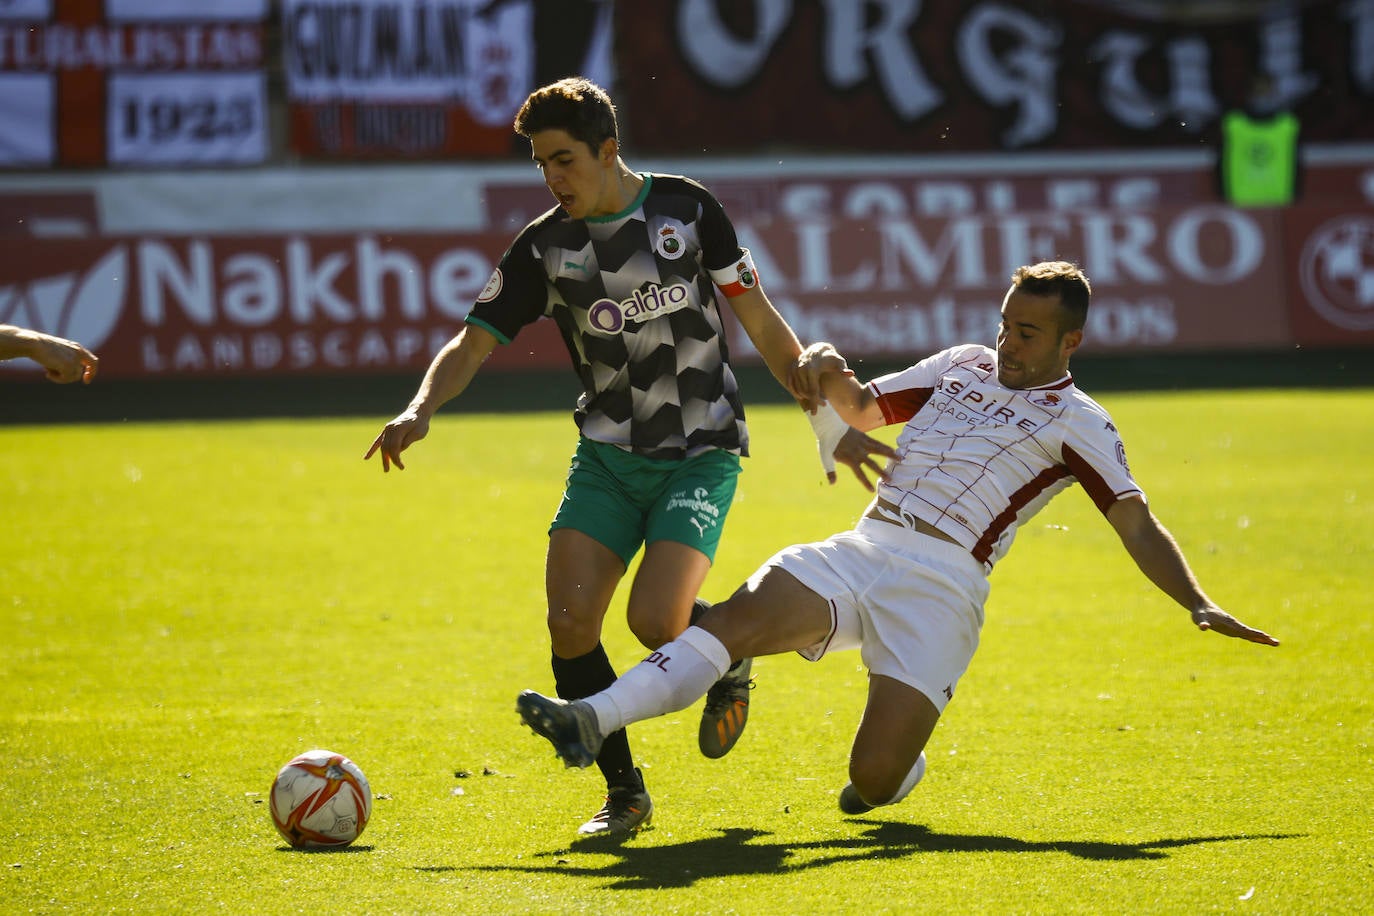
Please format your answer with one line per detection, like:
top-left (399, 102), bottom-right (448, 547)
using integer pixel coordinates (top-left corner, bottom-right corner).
top-left (35, 333), bottom-right (98, 383)
top-left (1192, 605), bottom-right (1279, 646)
top-left (364, 410), bottom-right (430, 472)
top-left (3, 326), bottom-right (97, 382)
top-left (831, 426), bottom-right (897, 491)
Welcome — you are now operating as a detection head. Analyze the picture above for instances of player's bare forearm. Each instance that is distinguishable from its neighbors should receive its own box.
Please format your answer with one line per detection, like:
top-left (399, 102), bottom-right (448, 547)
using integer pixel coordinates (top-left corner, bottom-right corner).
top-left (365, 325), bottom-right (496, 470)
top-left (796, 343), bottom-right (883, 431)
top-left (729, 288), bottom-right (805, 398)
top-left (1107, 497), bottom-right (1278, 646)
top-left (409, 326), bottom-right (495, 416)
top-left (1134, 537), bottom-right (1279, 645)
top-left (0, 325), bottom-right (99, 383)
top-left (1109, 499), bottom-right (1217, 611)
top-left (0, 325), bottom-right (36, 361)
top-left (819, 372), bottom-right (883, 430)
top-left (759, 335), bottom-right (806, 401)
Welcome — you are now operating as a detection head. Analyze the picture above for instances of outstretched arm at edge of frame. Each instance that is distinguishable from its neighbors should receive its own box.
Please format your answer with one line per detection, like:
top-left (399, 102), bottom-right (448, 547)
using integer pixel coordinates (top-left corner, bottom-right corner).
top-left (364, 324), bottom-right (500, 472)
top-left (1106, 495), bottom-right (1280, 646)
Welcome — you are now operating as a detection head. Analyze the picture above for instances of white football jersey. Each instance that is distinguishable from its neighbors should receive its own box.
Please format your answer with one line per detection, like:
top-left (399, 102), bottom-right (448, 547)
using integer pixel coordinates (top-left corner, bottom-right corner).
top-left (869, 343), bottom-right (1143, 571)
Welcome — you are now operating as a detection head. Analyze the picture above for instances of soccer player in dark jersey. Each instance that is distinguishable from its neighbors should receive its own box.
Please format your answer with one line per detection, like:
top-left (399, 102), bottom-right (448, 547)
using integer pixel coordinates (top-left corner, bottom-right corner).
top-left (366, 77), bottom-right (892, 837)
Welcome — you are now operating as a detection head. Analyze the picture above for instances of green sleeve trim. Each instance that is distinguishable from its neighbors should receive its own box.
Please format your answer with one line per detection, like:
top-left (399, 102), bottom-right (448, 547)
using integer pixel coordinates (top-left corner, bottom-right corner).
top-left (464, 316), bottom-right (511, 345)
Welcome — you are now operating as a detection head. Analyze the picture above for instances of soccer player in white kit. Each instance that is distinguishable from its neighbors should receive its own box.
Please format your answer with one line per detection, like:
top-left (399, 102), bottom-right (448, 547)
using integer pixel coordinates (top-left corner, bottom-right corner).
top-left (518, 260), bottom-right (1279, 816)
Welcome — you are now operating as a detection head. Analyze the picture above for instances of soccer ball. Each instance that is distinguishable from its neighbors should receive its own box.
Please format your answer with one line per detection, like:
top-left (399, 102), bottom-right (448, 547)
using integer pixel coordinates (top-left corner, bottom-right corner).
top-left (269, 749), bottom-right (372, 849)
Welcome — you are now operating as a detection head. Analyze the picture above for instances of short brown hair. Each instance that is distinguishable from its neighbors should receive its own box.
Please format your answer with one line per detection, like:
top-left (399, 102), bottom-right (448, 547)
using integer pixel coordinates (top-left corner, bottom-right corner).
top-left (1011, 261), bottom-right (1092, 332)
top-left (514, 77), bottom-right (618, 155)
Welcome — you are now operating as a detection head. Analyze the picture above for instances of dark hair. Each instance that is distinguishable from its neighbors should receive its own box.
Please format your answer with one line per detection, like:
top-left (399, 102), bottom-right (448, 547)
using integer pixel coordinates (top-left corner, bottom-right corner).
top-left (513, 77), bottom-right (618, 155)
top-left (1011, 261), bottom-right (1092, 333)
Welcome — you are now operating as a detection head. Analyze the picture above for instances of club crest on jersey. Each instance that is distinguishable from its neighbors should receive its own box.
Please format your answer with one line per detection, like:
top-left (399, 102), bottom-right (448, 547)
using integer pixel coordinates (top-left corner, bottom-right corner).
top-left (587, 282), bottom-right (693, 334)
top-left (655, 225), bottom-right (686, 260)
top-left (1032, 392), bottom-right (1062, 406)
top-left (477, 268), bottom-right (502, 302)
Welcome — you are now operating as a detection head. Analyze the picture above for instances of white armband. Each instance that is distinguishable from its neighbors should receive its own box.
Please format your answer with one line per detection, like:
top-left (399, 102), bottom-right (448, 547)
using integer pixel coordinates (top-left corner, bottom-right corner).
top-left (806, 401), bottom-right (848, 475)
top-left (708, 248), bottom-right (760, 298)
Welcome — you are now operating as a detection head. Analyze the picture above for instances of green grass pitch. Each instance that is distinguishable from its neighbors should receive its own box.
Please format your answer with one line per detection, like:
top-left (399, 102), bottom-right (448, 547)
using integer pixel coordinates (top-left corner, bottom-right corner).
top-left (2, 389), bottom-right (1370, 914)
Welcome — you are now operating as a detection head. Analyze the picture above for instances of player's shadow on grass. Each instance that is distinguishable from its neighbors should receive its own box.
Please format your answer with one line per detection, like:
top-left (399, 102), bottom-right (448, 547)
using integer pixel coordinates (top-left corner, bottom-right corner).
top-left (462, 822), bottom-right (1300, 891)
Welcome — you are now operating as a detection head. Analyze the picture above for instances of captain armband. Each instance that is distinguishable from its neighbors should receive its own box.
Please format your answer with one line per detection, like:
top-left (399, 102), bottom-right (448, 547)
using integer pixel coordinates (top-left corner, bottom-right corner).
top-left (709, 248), bottom-right (761, 297)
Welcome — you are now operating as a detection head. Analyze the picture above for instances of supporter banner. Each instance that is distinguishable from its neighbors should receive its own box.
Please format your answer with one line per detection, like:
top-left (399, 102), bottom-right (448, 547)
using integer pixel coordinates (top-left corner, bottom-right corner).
top-left (108, 71), bottom-right (265, 165)
top-left (0, 0), bottom-right (268, 168)
top-left (615, 0), bottom-right (1374, 154)
top-left (0, 74), bottom-right (55, 164)
top-left (105, 0), bottom-right (268, 20)
top-left (282, 0), bottom-right (612, 159)
top-left (0, 1), bottom-right (51, 19)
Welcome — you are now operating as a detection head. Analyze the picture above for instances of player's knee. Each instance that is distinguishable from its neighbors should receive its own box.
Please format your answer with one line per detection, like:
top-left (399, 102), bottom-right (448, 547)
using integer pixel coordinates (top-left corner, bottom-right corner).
top-left (546, 606), bottom-right (602, 656)
top-left (626, 614), bottom-right (680, 651)
top-left (624, 594), bottom-right (695, 649)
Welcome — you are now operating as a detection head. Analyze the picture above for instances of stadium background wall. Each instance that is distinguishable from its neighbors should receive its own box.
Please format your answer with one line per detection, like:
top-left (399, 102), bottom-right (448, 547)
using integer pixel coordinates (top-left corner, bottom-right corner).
top-left (2, 0), bottom-right (1372, 421)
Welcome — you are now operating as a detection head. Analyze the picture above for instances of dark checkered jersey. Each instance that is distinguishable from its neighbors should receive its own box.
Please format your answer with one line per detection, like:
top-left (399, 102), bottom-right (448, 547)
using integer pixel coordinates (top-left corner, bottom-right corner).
top-left (466, 174), bottom-right (751, 460)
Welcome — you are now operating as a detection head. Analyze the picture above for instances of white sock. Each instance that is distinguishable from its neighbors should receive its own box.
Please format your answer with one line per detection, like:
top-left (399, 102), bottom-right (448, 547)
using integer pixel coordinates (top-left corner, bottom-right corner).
top-left (584, 626), bottom-right (731, 734)
top-left (889, 751), bottom-right (927, 806)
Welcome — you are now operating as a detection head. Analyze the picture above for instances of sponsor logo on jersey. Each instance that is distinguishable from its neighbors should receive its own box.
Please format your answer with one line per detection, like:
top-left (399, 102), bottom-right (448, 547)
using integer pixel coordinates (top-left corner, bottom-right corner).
top-left (1032, 392), bottom-right (1061, 406)
top-left (477, 268), bottom-right (502, 302)
top-left (929, 375), bottom-right (1050, 433)
top-left (586, 282), bottom-right (692, 334)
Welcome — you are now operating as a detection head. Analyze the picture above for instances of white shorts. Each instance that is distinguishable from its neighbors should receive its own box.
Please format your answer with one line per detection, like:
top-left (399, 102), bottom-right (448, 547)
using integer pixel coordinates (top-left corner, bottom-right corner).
top-left (756, 517), bottom-right (990, 712)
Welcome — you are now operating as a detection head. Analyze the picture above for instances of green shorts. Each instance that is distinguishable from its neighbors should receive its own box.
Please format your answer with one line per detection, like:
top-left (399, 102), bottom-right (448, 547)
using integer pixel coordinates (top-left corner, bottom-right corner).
top-left (549, 438), bottom-right (742, 568)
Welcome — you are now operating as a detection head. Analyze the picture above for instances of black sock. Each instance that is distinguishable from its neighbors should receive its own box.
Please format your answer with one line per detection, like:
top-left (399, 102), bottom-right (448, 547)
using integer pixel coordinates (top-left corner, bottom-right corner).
top-left (551, 644), bottom-right (640, 791)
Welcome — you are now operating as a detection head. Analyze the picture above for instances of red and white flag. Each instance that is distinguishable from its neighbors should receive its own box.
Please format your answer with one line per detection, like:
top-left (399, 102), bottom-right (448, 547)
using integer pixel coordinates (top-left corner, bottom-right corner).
top-left (0, 0), bottom-right (268, 168)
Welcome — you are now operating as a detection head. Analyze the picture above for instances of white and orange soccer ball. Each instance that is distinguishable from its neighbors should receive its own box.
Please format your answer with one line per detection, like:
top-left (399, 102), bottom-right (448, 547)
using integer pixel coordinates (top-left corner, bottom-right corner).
top-left (269, 749), bottom-right (372, 849)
